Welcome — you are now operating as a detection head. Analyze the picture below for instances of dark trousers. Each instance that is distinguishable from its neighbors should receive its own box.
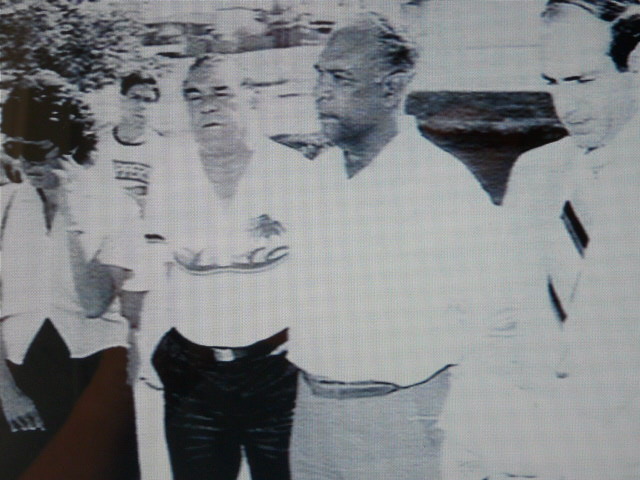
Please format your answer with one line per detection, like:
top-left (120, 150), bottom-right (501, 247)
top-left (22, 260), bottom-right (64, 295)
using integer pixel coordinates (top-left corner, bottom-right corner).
top-left (152, 328), bottom-right (299, 480)
top-left (0, 320), bottom-right (100, 480)
top-left (0, 320), bottom-right (139, 480)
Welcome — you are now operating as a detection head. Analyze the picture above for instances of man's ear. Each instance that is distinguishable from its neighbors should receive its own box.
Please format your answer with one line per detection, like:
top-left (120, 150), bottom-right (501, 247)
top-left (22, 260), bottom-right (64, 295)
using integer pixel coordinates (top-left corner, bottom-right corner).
top-left (382, 71), bottom-right (413, 107)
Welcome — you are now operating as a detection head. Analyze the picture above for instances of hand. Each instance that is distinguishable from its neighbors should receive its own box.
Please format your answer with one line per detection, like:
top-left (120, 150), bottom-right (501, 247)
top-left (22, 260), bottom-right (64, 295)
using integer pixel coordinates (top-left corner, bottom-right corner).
top-left (1, 386), bottom-right (45, 433)
top-left (53, 156), bottom-right (90, 228)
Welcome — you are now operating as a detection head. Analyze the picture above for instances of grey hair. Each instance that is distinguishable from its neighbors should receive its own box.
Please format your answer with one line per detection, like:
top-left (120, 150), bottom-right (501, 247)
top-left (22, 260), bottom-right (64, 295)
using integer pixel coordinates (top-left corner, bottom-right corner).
top-left (333, 12), bottom-right (419, 76)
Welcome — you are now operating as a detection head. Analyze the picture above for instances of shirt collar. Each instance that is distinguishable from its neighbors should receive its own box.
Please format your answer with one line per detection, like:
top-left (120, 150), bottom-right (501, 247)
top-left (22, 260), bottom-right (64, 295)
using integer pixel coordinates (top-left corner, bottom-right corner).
top-left (319, 114), bottom-right (424, 181)
top-left (566, 111), bottom-right (640, 178)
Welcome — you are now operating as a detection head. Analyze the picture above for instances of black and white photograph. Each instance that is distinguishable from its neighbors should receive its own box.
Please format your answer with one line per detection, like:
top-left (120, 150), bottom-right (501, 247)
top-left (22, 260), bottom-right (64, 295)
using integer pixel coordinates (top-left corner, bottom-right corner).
top-left (1, 1), bottom-right (639, 479)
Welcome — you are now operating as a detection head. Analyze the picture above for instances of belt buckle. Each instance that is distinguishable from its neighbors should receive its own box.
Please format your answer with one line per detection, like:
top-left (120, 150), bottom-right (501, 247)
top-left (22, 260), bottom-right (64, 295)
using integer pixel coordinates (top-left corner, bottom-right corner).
top-left (212, 348), bottom-right (236, 362)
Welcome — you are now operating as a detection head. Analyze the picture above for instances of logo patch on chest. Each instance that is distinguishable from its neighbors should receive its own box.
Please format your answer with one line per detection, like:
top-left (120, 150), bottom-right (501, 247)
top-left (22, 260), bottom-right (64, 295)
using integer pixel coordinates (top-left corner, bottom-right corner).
top-left (250, 214), bottom-right (286, 239)
top-left (172, 214), bottom-right (289, 275)
top-left (173, 245), bottom-right (290, 274)
top-left (112, 160), bottom-right (151, 184)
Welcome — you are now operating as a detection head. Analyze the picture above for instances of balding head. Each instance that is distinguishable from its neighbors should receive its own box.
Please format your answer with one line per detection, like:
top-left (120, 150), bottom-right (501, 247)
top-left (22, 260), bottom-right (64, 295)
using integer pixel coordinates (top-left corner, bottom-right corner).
top-left (314, 13), bottom-right (417, 152)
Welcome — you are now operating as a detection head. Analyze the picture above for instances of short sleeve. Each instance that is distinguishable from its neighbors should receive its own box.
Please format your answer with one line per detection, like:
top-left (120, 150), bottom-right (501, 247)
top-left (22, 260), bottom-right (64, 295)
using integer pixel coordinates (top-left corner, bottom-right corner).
top-left (70, 161), bottom-right (150, 291)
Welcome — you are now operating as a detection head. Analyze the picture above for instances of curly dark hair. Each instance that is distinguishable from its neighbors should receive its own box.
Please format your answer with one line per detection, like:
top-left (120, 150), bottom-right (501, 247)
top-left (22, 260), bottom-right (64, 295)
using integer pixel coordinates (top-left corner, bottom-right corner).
top-left (1, 71), bottom-right (97, 164)
top-left (544, 0), bottom-right (640, 71)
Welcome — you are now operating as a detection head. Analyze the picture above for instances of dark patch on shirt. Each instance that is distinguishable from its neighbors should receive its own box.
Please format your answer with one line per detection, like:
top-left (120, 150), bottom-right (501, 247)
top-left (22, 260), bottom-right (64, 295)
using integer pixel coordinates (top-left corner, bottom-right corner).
top-left (561, 200), bottom-right (589, 257)
top-left (547, 276), bottom-right (567, 323)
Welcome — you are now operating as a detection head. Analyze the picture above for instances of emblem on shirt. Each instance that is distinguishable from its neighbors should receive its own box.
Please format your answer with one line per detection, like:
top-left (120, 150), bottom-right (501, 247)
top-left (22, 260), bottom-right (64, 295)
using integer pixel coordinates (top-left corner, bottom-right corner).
top-left (173, 246), bottom-right (290, 274)
top-left (173, 214), bottom-right (290, 275)
top-left (113, 160), bottom-right (152, 207)
top-left (250, 214), bottom-right (286, 238)
top-left (112, 160), bottom-right (151, 184)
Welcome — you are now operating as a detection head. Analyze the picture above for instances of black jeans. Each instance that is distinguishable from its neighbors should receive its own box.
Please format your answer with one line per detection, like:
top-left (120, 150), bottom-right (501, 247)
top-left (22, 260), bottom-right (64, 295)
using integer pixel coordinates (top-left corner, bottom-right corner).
top-left (152, 328), bottom-right (299, 480)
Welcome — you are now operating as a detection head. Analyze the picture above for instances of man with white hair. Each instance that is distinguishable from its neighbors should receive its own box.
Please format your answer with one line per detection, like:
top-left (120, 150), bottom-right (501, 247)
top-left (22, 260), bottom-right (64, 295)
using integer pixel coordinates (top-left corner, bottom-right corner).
top-left (125, 54), bottom-right (313, 480)
top-left (286, 13), bottom-right (503, 480)
top-left (501, 1), bottom-right (640, 478)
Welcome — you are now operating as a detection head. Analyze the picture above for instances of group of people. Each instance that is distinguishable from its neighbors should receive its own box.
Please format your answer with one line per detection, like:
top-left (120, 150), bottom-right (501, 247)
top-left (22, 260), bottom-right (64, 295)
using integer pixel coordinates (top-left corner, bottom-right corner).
top-left (1, 1), bottom-right (639, 479)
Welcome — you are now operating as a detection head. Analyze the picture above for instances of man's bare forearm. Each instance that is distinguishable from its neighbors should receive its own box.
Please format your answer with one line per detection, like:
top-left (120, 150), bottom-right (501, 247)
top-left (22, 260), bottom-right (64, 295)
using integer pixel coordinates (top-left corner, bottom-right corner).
top-left (67, 230), bottom-right (117, 318)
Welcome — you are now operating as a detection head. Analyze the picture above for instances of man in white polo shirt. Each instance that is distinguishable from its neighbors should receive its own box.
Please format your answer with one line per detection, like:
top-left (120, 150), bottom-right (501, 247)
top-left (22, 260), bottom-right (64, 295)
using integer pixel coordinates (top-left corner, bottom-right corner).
top-left (286, 13), bottom-right (503, 480)
top-left (127, 55), bottom-right (315, 480)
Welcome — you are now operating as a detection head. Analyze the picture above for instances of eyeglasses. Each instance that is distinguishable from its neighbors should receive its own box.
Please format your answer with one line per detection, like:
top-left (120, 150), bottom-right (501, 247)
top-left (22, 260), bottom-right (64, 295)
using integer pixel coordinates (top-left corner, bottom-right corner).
top-left (3, 140), bottom-right (56, 163)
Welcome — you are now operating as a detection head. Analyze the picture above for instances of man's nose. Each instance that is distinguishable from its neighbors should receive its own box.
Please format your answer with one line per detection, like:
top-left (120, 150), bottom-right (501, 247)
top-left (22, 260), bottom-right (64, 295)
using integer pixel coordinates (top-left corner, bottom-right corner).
top-left (554, 86), bottom-right (583, 119)
top-left (200, 96), bottom-right (220, 113)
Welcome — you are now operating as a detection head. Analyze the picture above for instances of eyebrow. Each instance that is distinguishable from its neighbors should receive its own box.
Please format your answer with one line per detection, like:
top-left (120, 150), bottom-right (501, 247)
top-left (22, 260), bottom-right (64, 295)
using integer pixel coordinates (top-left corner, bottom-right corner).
top-left (329, 69), bottom-right (353, 76)
top-left (314, 64), bottom-right (355, 76)
top-left (563, 75), bottom-right (589, 82)
top-left (542, 73), bottom-right (597, 84)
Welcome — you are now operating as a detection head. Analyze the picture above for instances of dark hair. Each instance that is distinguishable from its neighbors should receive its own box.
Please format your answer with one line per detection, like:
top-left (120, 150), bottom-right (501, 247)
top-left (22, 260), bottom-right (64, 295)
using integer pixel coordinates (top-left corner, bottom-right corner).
top-left (544, 0), bottom-right (640, 71)
top-left (183, 54), bottom-right (230, 97)
top-left (1, 71), bottom-right (97, 165)
top-left (120, 72), bottom-right (160, 100)
top-left (332, 12), bottom-right (418, 76)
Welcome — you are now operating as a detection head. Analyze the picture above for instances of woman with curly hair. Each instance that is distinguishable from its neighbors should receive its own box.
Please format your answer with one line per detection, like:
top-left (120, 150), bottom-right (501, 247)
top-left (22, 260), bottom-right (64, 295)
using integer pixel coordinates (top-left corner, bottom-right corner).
top-left (0, 71), bottom-right (139, 479)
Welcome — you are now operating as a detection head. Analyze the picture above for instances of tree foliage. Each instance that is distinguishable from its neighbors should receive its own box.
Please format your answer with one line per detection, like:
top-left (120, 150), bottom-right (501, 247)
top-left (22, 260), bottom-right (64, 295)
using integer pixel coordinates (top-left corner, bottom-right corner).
top-left (0, 0), bottom-right (153, 91)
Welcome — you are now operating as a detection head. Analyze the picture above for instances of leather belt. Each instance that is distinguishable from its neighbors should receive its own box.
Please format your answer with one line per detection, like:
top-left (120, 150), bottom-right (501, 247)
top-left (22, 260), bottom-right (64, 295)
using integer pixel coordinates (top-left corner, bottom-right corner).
top-left (210, 328), bottom-right (288, 362)
top-left (303, 372), bottom-right (400, 399)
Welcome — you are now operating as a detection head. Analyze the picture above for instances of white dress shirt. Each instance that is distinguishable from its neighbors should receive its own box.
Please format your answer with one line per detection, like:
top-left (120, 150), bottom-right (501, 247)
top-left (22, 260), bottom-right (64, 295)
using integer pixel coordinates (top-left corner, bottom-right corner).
top-left (0, 160), bottom-right (136, 364)
top-left (486, 114), bottom-right (640, 480)
top-left (286, 115), bottom-right (503, 386)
